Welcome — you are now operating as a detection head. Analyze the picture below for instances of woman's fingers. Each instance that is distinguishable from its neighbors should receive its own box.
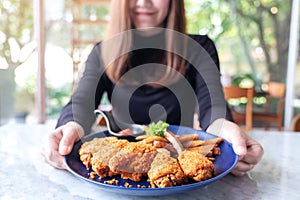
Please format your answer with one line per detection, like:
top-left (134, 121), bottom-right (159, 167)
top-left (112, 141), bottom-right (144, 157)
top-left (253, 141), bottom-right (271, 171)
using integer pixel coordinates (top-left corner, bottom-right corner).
top-left (41, 130), bottom-right (67, 169)
top-left (41, 121), bottom-right (84, 169)
top-left (42, 148), bottom-right (67, 169)
top-left (207, 118), bottom-right (264, 176)
top-left (58, 129), bottom-right (76, 155)
top-left (230, 132), bottom-right (247, 157)
top-left (242, 138), bottom-right (264, 165)
top-left (231, 161), bottom-right (254, 176)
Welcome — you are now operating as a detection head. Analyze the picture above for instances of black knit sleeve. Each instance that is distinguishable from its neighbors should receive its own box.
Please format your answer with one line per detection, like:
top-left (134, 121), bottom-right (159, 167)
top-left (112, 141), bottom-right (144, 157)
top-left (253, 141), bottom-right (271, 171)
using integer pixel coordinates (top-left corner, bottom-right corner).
top-left (189, 35), bottom-right (233, 130)
top-left (56, 43), bottom-right (105, 134)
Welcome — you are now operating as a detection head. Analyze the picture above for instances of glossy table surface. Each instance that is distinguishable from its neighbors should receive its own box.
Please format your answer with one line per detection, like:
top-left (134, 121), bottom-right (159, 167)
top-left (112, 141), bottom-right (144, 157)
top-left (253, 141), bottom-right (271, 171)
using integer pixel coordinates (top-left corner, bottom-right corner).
top-left (1, 123), bottom-right (300, 200)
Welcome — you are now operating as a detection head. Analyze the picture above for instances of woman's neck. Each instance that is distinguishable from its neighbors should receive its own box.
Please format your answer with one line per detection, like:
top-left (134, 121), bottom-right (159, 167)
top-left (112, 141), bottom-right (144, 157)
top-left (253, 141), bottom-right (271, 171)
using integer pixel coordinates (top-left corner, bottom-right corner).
top-left (132, 28), bottom-right (165, 49)
top-left (134, 27), bottom-right (164, 37)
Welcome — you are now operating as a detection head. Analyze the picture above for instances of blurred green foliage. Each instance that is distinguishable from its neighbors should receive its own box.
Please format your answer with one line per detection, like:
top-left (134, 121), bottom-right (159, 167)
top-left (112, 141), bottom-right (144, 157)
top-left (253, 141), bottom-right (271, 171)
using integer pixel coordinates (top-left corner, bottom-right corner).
top-left (14, 75), bottom-right (35, 113)
top-left (185, 0), bottom-right (293, 84)
top-left (47, 84), bottom-right (71, 118)
top-left (0, 0), bottom-right (33, 68)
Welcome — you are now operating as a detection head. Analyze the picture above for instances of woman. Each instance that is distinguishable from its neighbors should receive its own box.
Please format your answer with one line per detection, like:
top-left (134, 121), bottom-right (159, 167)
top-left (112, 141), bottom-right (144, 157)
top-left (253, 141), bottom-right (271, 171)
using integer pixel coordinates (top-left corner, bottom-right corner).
top-left (42, 0), bottom-right (263, 177)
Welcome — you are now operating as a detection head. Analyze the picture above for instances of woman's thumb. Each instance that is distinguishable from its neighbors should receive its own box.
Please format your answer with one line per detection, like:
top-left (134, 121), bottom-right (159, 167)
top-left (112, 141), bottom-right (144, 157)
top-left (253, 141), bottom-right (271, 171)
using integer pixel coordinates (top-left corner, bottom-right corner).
top-left (58, 128), bottom-right (78, 155)
top-left (59, 134), bottom-right (75, 155)
top-left (58, 122), bottom-right (84, 155)
top-left (231, 133), bottom-right (247, 157)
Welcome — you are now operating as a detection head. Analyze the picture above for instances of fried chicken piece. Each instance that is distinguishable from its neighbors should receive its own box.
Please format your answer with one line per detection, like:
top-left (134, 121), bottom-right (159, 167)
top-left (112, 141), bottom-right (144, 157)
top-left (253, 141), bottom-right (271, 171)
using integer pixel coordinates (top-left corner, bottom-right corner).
top-left (178, 149), bottom-right (214, 182)
top-left (108, 142), bottom-right (157, 182)
top-left (148, 152), bottom-right (186, 188)
top-left (78, 137), bottom-right (118, 169)
top-left (78, 137), bottom-right (129, 179)
top-left (90, 138), bottom-right (129, 178)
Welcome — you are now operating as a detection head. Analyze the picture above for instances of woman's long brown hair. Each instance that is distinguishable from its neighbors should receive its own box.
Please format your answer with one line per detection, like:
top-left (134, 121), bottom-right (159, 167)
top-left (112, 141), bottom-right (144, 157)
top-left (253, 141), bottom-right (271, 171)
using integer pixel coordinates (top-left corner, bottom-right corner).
top-left (101, 0), bottom-right (187, 85)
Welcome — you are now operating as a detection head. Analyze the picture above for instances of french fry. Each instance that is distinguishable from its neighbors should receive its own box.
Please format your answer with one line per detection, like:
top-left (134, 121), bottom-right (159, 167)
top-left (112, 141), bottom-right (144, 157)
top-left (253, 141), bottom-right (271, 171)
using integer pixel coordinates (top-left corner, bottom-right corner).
top-left (153, 140), bottom-right (168, 148)
top-left (177, 134), bottom-right (199, 143)
top-left (141, 136), bottom-right (169, 144)
top-left (182, 140), bottom-right (206, 148)
top-left (212, 147), bottom-right (221, 155)
top-left (135, 135), bottom-right (149, 141)
top-left (181, 137), bottom-right (222, 148)
top-left (203, 138), bottom-right (223, 145)
top-left (188, 144), bottom-right (215, 156)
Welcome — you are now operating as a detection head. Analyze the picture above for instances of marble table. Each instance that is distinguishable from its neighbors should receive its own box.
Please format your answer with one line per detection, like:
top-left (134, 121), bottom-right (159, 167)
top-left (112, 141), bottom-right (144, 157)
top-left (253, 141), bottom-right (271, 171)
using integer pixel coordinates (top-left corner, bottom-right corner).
top-left (1, 123), bottom-right (300, 200)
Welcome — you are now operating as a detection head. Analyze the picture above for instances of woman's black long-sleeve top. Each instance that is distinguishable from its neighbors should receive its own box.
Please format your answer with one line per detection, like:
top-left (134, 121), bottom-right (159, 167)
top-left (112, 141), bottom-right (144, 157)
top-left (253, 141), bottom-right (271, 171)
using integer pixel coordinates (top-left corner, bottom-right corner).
top-left (56, 33), bottom-right (232, 134)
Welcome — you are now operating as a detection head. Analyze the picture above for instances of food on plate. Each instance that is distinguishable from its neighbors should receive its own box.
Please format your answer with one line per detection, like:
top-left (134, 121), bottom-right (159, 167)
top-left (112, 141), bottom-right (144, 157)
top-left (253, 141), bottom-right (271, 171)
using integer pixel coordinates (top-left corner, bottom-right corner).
top-left (139, 135), bottom-right (169, 144)
top-left (79, 137), bottom-right (157, 181)
top-left (108, 141), bottom-right (157, 181)
top-left (78, 122), bottom-right (223, 188)
top-left (78, 137), bottom-right (121, 169)
top-left (178, 150), bottom-right (215, 181)
top-left (178, 133), bottom-right (199, 143)
top-left (79, 137), bottom-right (129, 178)
top-left (163, 130), bottom-right (184, 155)
top-left (146, 121), bottom-right (169, 137)
top-left (148, 152), bottom-right (186, 188)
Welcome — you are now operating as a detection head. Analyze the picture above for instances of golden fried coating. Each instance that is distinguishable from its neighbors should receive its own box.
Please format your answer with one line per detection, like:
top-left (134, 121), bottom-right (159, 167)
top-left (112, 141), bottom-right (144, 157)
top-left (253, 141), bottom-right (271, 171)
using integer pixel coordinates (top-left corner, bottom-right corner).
top-left (79, 137), bottom-right (157, 181)
top-left (91, 138), bottom-right (129, 178)
top-left (78, 137), bottom-right (119, 169)
top-left (148, 152), bottom-right (186, 188)
top-left (178, 149), bottom-right (214, 182)
top-left (109, 142), bottom-right (157, 182)
top-left (78, 137), bottom-right (129, 178)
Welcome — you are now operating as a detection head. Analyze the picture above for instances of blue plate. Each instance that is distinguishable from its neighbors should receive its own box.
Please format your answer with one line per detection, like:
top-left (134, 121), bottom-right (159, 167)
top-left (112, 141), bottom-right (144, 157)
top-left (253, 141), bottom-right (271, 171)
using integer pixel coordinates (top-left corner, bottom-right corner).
top-left (65, 125), bottom-right (238, 196)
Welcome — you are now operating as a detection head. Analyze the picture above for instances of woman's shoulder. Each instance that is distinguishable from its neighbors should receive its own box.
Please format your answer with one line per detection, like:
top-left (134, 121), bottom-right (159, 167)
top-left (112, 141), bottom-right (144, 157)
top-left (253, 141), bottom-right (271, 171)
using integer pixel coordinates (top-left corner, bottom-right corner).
top-left (187, 34), bottom-right (215, 47)
top-left (86, 42), bottom-right (103, 60)
top-left (92, 41), bottom-right (102, 52)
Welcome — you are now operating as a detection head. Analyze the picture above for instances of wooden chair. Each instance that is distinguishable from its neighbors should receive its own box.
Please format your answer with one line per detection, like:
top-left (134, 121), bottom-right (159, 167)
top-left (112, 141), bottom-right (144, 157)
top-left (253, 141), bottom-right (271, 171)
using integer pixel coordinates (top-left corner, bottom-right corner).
top-left (223, 85), bottom-right (254, 131)
top-left (253, 82), bottom-right (286, 131)
top-left (291, 114), bottom-right (300, 132)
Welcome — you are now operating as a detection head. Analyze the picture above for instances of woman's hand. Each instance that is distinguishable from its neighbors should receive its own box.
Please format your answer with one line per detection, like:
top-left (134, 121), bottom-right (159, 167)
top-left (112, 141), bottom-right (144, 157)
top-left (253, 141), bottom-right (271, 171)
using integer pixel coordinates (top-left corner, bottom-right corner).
top-left (41, 121), bottom-right (84, 169)
top-left (207, 118), bottom-right (264, 176)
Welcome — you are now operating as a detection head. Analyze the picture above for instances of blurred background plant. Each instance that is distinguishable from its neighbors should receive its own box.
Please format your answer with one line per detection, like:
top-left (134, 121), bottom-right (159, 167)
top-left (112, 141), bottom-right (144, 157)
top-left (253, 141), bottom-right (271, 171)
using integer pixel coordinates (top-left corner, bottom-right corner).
top-left (0, 0), bottom-right (34, 123)
top-left (186, 0), bottom-right (295, 84)
top-left (0, 0), bottom-right (72, 122)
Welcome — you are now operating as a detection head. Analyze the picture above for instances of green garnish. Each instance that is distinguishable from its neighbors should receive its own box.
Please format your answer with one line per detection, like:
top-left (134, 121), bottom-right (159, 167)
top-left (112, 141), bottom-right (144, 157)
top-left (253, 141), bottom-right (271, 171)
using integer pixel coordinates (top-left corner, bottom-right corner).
top-left (146, 120), bottom-right (169, 137)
